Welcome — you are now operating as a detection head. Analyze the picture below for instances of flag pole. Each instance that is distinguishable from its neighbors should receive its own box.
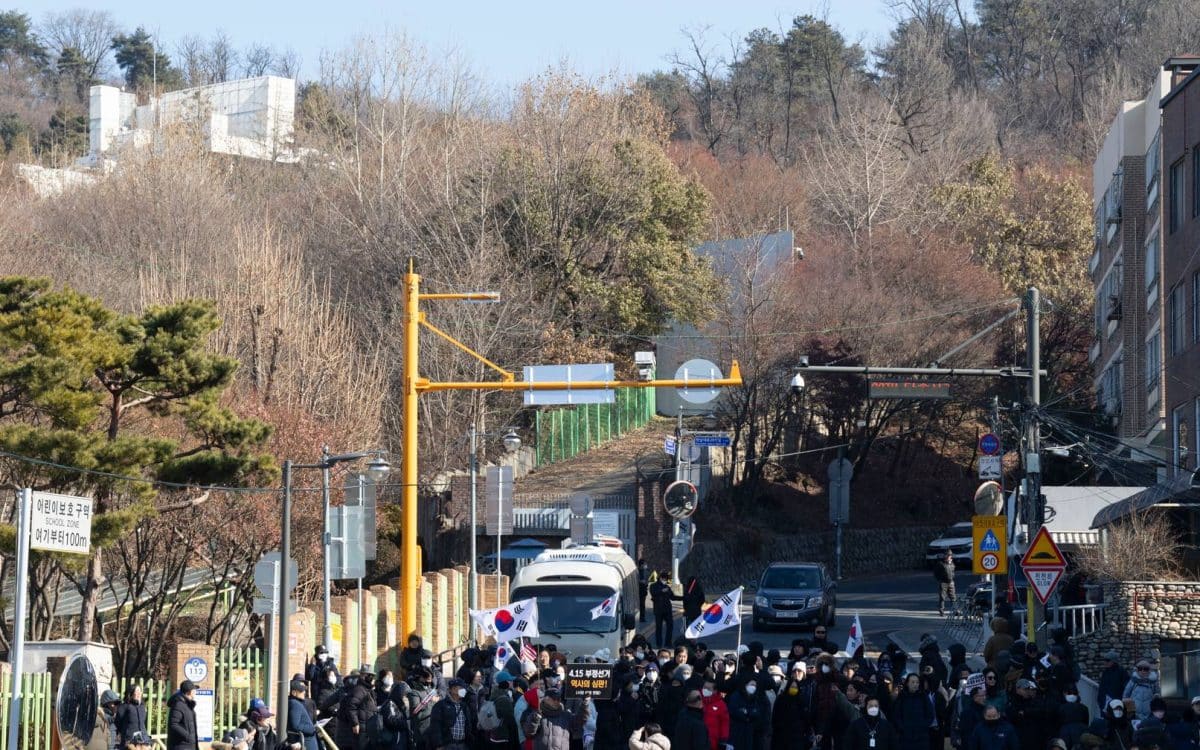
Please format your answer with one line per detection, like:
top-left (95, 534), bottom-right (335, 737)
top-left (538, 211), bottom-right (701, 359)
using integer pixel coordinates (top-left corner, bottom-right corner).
top-left (735, 586), bottom-right (744, 666)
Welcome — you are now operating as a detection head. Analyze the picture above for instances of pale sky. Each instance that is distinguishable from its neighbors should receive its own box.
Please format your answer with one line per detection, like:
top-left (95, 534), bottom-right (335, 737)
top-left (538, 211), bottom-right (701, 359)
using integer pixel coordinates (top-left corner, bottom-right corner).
top-left (22, 0), bottom-right (901, 87)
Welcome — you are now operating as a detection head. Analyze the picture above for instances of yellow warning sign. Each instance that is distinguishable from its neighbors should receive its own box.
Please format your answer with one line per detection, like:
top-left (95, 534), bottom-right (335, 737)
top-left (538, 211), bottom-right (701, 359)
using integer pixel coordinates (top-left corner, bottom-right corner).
top-left (1020, 526), bottom-right (1066, 568)
top-left (972, 515), bottom-right (1008, 575)
top-left (229, 668), bottom-right (251, 689)
top-left (332, 622), bottom-right (343, 642)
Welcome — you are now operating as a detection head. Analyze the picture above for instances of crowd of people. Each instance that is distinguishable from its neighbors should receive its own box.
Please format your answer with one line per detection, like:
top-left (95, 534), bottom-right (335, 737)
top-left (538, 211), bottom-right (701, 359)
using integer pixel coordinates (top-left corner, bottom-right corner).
top-left (100, 603), bottom-right (1194, 750)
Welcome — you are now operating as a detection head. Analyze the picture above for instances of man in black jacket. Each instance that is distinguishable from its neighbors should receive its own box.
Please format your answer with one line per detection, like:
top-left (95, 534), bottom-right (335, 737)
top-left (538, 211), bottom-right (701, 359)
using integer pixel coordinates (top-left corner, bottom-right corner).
top-left (428, 677), bottom-right (476, 750)
top-left (335, 670), bottom-right (378, 750)
top-left (673, 690), bottom-right (710, 750)
top-left (166, 680), bottom-right (199, 750)
top-left (650, 574), bottom-right (681, 649)
top-left (934, 550), bottom-right (956, 615)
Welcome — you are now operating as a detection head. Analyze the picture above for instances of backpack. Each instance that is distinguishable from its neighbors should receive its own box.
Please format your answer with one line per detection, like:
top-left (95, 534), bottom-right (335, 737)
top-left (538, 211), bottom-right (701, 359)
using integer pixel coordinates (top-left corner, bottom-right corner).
top-left (478, 700), bottom-right (501, 732)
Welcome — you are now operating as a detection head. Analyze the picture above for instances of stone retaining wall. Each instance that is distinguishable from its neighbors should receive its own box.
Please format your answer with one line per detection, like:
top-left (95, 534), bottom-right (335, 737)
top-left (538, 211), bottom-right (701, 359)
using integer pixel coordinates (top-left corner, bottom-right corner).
top-left (1073, 580), bottom-right (1200, 680)
top-left (680, 525), bottom-right (942, 588)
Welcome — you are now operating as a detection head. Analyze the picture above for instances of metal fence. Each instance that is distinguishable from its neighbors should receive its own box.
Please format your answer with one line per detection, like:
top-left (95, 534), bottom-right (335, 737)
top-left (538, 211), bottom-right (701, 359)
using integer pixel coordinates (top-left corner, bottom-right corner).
top-left (534, 388), bottom-right (656, 466)
top-left (2, 648), bottom-right (267, 750)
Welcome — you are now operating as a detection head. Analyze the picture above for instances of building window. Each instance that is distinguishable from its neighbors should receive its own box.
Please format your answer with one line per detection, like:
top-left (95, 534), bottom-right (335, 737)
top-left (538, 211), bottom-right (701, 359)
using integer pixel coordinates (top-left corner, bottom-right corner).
top-left (1147, 232), bottom-right (1160, 308)
top-left (1098, 263), bottom-right (1122, 337)
top-left (1176, 404), bottom-right (1190, 475)
top-left (1147, 330), bottom-right (1162, 395)
top-left (1170, 284), bottom-right (1187, 355)
top-left (1147, 130), bottom-right (1161, 209)
top-left (1161, 639), bottom-right (1200, 699)
top-left (1170, 158), bottom-right (1185, 233)
top-left (1100, 362), bottom-right (1122, 415)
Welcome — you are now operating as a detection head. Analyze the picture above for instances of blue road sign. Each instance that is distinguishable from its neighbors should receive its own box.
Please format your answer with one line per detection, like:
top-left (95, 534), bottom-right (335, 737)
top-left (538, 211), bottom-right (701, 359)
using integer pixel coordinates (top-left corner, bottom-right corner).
top-left (693, 434), bottom-right (731, 448)
top-left (980, 529), bottom-right (1001, 552)
top-left (979, 433), bottom-right (1001, 455)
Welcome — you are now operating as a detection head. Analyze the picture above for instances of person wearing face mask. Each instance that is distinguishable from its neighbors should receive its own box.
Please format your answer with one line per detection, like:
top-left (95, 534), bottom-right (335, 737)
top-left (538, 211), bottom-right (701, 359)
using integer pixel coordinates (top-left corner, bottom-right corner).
top-left (1123, 659), bottom-right (1160, 721)
top-left (408, 668), bottom-right (443, 750)
top-left (639, 667), bottom-right (661, 725)
top-left (428, 678), bottom-right (477, 750)
top-left (698, 678), bottom-right (729, 750)
top-left (371, 670), bottom-right (412, 750)
top-left (725, 679), bottom-right (768, 750)
top-left (658, 665), bottom-right (693, 739)
top-left (401, 636), bottom-right (426, 679)
top-left (950, 687), bottom-right (987, 750)
top-left (810, 654), bottom-right (854, 750)
top-left (523, 688), bottom-right (586, 750)
top-left (1132, 696), bottom-right (1170, 750)
top-left (1101, 699), bottom-right (1133, 749)
top-left (770, 665), bottom-right (811, 750)
top-left (334, 670), bottom-right (378, 750)
top-left (843, 697), bottom-right (898, 750)
top-left (891, 674), bottom-right (933, 750)
top-left (965, 706), bottom-right (1017, 750)
top-left (310, 648), bottom-right (341, 708)
top-left (1056, 685), bottom-right (1089, 748)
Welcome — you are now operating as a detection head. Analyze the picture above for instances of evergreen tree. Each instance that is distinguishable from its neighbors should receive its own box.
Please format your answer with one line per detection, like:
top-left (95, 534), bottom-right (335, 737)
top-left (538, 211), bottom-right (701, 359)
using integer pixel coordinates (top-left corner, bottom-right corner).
top-left (111, 27), bottom-right (182, 92)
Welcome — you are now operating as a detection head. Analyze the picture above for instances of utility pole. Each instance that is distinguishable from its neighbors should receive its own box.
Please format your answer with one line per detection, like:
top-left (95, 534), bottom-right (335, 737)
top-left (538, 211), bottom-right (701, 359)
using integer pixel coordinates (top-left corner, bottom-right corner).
top-left (1024, 287), bottom-right (1044, 644)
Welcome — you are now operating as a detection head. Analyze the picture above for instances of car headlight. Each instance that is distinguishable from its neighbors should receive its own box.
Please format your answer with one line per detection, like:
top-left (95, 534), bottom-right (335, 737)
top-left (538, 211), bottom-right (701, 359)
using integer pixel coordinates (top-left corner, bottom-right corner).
top-left (755, 596), bottom-right (769, 608)
top-left (808, 595), bottom-right (823, 608)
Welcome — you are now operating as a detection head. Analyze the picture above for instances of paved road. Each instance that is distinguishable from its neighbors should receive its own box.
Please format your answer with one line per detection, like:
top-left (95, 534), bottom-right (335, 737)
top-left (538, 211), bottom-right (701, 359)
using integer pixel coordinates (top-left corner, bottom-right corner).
top-left (647, 570), bottom-right (980, 657)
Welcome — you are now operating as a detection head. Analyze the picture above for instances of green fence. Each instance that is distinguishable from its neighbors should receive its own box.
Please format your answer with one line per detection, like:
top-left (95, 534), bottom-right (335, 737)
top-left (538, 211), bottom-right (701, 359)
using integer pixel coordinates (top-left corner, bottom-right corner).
top-left (0, 649), bottom-right (267, 750)
top-left (534, 387), bottom-right (655, 466)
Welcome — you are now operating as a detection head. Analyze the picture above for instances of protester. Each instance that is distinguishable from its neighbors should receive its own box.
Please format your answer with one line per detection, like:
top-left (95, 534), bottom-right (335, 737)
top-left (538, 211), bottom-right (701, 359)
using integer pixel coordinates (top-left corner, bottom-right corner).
top-left (1102, 699), bottom-right (1134, 749)
top-left (672, 691), bottom-right (710, 750)
top-left (286, 680), bottom-right (318, 750)
top-left (334, 670), bottom-right (377, 750)
top-left (116, 683), bottom-right (151, 749)
top-left (681, 577), bottom-right (706, 627)
top-left (1005, 678), bottom-right (1051, 750)
top-left (1123, 659), bottom-right (1161, 720)
top-left (428, 677), bottom-right (477, 750)
top-left (951, 687), bottom-right (987, 750)
top-left (167, 680), bottom-right (200, 750)
top-left (408, 667), bottom-right (442, 750)
top-left (650, 574), bottom-right (681, 649)
top-left (1056, 684), bottom-right (1089, 748)
top-left (844, 696), bottom-right (898, 750)
top-left (726, 678), bottom-right (768, 750)
top-left (771, 664), bottom-right (811, 750)
top-left (809, 627), bottom-right (837, 656)
top-left (966, 705), bottom-right (1018, 750)
top-left (892, 673), bottom-right (934, 750)
top-left (1096, 651), bottom-right (1128, 714)
top-left (522, 688), bottom-right (584, 750)
top-left (400, 635), bottom-right (426, 677)
top-left (982, 618), bottom-right (1014, 668)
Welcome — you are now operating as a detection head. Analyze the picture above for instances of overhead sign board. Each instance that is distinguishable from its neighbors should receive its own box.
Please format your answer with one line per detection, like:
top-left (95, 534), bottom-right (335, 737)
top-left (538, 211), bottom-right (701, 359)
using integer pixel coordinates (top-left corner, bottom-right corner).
top-left (330, 506), bottom-right (365, 579)
top-left (522, 364), bottom-right (615, 406)
top-left (30, 492), bottom-right (92, 555)
top-left (868, 379), bottom-right (952, 400)
top-left (978, 455), bottom-right (1002, 480)
top-left (972, 515), bottom-right (1008, 575)
top-left (564, 663), bottom-right (615, 700)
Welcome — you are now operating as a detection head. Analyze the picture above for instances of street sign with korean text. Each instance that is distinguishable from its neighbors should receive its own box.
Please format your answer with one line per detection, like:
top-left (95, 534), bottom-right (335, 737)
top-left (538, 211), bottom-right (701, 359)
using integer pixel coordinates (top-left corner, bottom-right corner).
top-left (664, 436), bottom-right (676, 456)
top-left (692, 432), bottom-right (732, 448)
top-left (522, 364), bottom-right (615, 406)
top-left (564, 663), bottom-right (615, 700)
top-left (977, 455), bottom-right (1002, 480)
top-left (979, 433), bottom-right (1001, 455)
top-left (1026, 567), bottom-right (1065, 605)
top-left (30, 492), bottom-right (92, 554)
top-left (972, 515), bottom-right (1008, 575)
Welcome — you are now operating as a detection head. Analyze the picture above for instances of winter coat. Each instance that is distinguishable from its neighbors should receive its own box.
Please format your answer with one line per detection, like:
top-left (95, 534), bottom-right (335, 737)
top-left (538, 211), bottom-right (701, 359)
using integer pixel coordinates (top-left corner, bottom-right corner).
top-left (400, 637), bottom-right (426, 676)
top-left (287, 694), bottom-right (319, 750)
top-left (312, 663), bottom-right (342, 708)
top-left (407, 684), bottom-right (441, 743)
top-left (336, 680), bottom-right (378, 750)
top-left (428, 698), bottom-right (476, 748)
top-left (1098, 666), bottom-right (1129, 712)
top-left (966, 720), bottom-right (1019, 750)
top-left (982, 619), bottom-right (1014, 667)
top-left (673, 707), bottom-right (710, 750)
top-left (1134, 715), bottom-right (1170, 750)
top-left (1123, 674), bottom-right (1160, 720)
top-left (701, 693), bottom-right (730, 750)
top-left (166, 692), bottom-right (199, 750)
top-left (239, 719), bottom-right (278, 750)
top-left (1057, 700), bottom-right (1090, 747)
top-left (725, 690), bottom-right (769, 750)
top-left (770, 685), bottom-right (811, 750)
top-left (376, 689), bottom-right (413, 750)
top-left (891, 692), bottom-right (934, 750)
top-left (115, 701), bottom-right (149, 746)
top-left (933, 559), bottom-right (955, 584)
top-left (952, 701), bottom-right (985, 749)
top-left (650, 581), bottom-right (679, 618)
top-left (629, 729), bottom-right (672, 750)
top-left (488, 687), bottom-right (517, 744)
top-left (525, 702), bottom-right (583, 750)
top-left (659, 683), bottom-right (687, 738)
top-left (682, 579), bottom-right (706, 623)
top-left (843, 715), bottom-right (899, 750)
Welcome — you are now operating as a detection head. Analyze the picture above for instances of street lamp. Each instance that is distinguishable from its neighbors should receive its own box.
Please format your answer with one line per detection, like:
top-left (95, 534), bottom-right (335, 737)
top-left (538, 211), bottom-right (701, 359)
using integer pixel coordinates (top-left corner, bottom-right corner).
top-left (281, 448), bottom-right (388, 734)
top-left (468, 426), bottom-right (522, 625)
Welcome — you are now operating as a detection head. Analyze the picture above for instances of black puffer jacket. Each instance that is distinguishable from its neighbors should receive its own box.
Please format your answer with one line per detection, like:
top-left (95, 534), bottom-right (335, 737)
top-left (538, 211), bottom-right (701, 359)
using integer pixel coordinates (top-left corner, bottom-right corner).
top-left (166, 692), bottom-right (198, 750)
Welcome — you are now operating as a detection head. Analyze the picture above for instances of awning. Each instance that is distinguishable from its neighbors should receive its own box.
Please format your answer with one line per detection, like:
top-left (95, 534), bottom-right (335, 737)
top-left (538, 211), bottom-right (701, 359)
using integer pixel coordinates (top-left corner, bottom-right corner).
top-left (1051, 530), bottom-right (1100, 547)
top-left (483, 538), bottom-right (548, 560)
top-left (1092, 473), bottom-right (1200, 527)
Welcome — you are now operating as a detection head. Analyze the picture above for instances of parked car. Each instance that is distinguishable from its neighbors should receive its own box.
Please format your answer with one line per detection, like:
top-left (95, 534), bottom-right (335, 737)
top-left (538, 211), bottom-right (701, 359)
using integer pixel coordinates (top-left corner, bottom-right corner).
top-left (752, 562), bottom-right (836, 631)
top-left (926, 521), bottom-right (974, 567)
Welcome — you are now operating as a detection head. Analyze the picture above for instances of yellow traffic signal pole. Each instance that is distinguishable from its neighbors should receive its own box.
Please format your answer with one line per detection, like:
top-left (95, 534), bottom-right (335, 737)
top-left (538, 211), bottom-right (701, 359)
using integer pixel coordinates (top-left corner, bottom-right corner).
top-left (398, 259), bottom-right (741, 640)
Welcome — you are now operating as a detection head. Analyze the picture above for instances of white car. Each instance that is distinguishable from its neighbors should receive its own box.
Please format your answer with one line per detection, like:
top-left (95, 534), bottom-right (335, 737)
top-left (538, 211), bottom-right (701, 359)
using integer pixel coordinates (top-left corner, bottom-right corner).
top-left (925, 521), bottom-right (973, 567)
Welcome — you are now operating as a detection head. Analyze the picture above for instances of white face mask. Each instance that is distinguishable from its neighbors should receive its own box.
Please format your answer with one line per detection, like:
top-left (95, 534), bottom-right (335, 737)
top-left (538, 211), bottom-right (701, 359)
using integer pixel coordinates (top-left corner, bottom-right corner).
top-left (820, 665), bottom-right (831, 674)
top-left (746, 684), bottom-right (757, 695)
top-left (327, 674), bottom-right (337, 685)
top-left (636, 651), bottom-right (645, 660)
top-left (1153, 710), bottom-right (1165, 719)
top-left (456, 688), bottom-right (467, 699)
top-left (1113, 709), bottom-right (1124, 718)
top-left (867, 707), bottom-right (880, 717)
top-left (773, 676), bottom-right (783, 685)
top-left (659, 658), bottom-right (669, 666)
top-left (646, 672), bottom-right (658, 683)
top-left (318, 653), bottom-right (328, 662)
top-left (702, 688), bottom-right (713, 698)
top-left (1065, 695), bottom-right (1078, 703)
top-left (382, 677), bottom-right (394, 688)
top-left (421, 659), bottom-right (432, 667)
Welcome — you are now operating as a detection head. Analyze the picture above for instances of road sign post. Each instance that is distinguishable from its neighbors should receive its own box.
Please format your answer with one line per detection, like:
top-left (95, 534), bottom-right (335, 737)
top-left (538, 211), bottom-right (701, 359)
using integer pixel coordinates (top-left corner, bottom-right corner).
top-left (1020, 526), bottom-right (1066, 606)
top-left (972, 516), bottom-right (1008, 575)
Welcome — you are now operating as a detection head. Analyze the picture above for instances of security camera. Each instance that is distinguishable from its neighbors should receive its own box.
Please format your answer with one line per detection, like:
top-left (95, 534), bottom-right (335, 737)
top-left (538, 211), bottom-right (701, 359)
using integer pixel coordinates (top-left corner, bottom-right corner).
top-left (790, 373), bottom-right (805, 394)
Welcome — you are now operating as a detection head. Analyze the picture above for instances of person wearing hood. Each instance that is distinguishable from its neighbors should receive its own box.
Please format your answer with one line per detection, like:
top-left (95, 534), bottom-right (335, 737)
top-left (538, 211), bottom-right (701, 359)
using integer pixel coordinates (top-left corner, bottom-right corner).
top-left (966, 705), bottom-right (1017, 750)
top-left (401, 635), bottom-right (426, 678)
top-left (1102, 699), bottom-right (1134, 749)
top-left (982, 619), bottom-right (1013, 668)
top-left (639, 664), bottom-right (662, 724)
top-left (1096, 651), bottom-right (1127, 715)
top-left (726, 679), bottom-right (769, 750)
top-left (659, 665), bottom-right (693, 739)
top-left (844, 696), bottom-right (898, 750)
top-left (808, 627), bottom-right (837, 656)
top-left (629, 723), bottom-right (671, 750)
top-left (1132, 696), bottom-right (1171, 749)
top-left (116, 683), bottom-right (151, 749)
top-left (167, 680), bottom-right (200, 750)
top-left (892, 674), bottom-right (934, 750)
top-left (334, 670), bottom-right (378, 750)
top-left (1055, 684), bottom-right (1089, 748)
top-left (1123, 659), bottom-right (1160, 720)
top-left (811, 654), bottom-right (857, 750)
top-left (1004, 678), bottom-right (1052, 750)
top-left (916, 636), bottom-right (947, 688)
top-left (91, 688), bottom-right (121, 750)
top-left (945, 644), bottom-right (968, 689)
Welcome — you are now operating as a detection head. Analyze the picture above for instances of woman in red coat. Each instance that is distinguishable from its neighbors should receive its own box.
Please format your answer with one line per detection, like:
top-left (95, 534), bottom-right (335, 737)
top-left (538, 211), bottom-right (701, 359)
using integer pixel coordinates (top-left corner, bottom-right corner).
top-left (701, 676), bottom-right (730, 750)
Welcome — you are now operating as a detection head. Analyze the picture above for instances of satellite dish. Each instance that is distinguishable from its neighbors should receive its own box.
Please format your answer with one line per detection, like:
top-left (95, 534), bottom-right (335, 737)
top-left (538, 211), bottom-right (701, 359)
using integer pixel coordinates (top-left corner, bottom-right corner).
top-left (664, 480), bottom-right (699, 519)
top-left (974, 481), bottom-right (1004, 516)
top-left (56, 653), bottom-right (98, 749)
top-left (675, 359), bottom-right (723, 405)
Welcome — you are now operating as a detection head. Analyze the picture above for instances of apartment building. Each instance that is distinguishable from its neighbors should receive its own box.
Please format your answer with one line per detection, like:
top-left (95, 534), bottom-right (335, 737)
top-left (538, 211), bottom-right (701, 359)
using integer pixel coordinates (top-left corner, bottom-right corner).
top-left (1161, 58), bottom-right (1200, 479)
top-left (1091, 67), bottom-right (1179, 479)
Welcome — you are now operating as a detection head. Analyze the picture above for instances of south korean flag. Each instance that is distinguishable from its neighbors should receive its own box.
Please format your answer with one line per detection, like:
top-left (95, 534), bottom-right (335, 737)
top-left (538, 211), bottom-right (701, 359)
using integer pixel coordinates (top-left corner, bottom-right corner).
top-left (590, 592), bottom-right (619, 621)
top-left (685, 586), bottom-right (744, 639)
top-left (494, 641), bottom-right (514, 672)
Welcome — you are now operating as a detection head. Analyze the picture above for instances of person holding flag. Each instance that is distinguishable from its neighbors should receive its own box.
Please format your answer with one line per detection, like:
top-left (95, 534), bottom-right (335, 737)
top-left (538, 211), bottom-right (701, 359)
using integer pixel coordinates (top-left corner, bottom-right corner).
top-left (685, 587), bottom-right (744, 642)
top-left (844, 613), bottom-right (865, 660)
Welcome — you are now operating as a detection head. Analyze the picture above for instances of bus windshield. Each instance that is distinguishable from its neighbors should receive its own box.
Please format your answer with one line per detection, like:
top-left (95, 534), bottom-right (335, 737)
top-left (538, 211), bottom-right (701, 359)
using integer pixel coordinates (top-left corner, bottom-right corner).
top-left (510, 585), bottom-right (619, 634)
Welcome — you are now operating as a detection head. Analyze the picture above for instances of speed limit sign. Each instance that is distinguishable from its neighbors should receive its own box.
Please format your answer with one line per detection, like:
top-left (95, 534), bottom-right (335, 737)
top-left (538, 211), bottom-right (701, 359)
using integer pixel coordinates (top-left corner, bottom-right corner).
top-left (980, 553), bottom-right (1000, 572)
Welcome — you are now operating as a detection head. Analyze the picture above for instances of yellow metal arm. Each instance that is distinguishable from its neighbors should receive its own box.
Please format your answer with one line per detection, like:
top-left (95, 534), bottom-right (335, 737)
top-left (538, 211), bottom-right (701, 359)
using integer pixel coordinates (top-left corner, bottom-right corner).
top-left (419, 316), bottom-right (516, 382)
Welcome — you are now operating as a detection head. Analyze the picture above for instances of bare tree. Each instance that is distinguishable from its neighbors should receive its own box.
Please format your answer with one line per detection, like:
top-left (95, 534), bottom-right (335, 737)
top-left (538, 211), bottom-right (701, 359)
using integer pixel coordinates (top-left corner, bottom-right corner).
top-left (242, 43), bottom-right (274, 77)
top-left (39, 9), bottom-right (119, 81)
top-left (1077, 511), bottom-right (1184, 583)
